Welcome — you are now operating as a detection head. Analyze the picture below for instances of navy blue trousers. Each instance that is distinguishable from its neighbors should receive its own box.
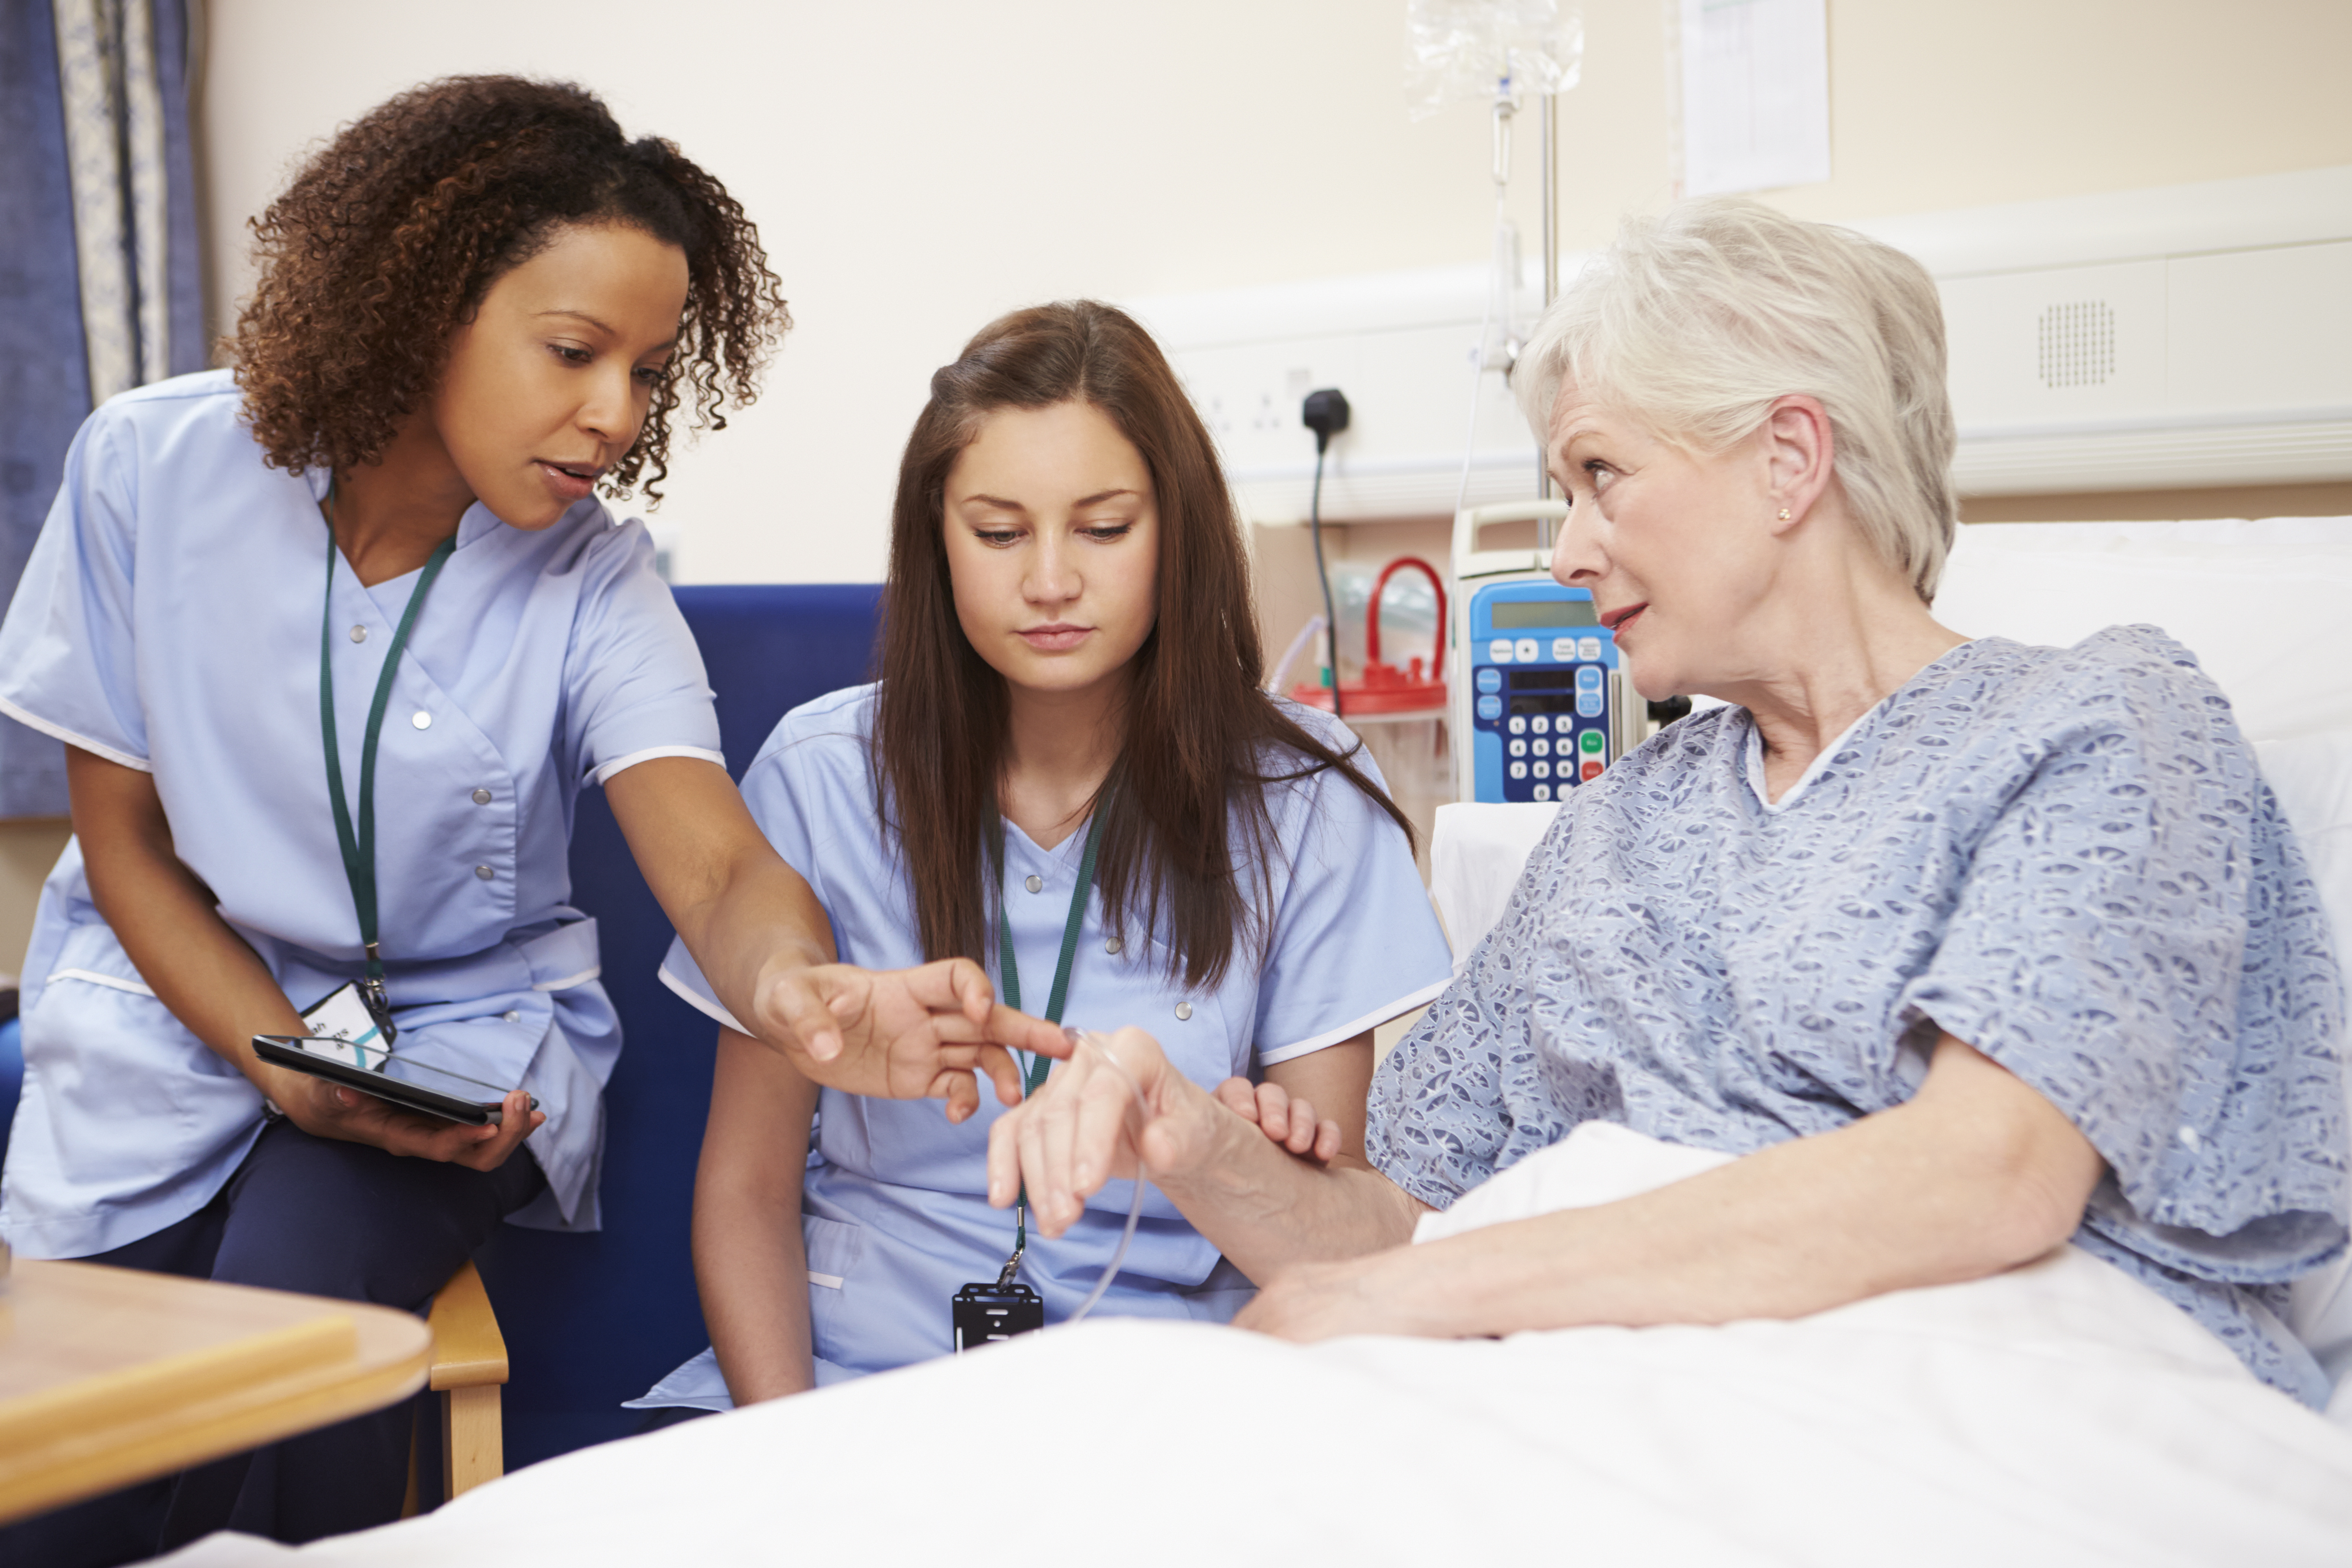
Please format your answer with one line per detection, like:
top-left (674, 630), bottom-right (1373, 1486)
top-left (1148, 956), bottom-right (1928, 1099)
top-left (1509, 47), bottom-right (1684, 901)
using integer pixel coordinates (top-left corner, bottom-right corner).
top-left (0, 1120), bottom-right (543, 1566)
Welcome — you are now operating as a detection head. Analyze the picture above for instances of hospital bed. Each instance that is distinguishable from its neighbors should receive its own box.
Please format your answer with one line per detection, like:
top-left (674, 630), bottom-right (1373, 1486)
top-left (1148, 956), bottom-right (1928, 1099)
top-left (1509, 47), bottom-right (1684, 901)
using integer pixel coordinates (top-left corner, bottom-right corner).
top-left (158, 521), bottom-right (2352, 1564)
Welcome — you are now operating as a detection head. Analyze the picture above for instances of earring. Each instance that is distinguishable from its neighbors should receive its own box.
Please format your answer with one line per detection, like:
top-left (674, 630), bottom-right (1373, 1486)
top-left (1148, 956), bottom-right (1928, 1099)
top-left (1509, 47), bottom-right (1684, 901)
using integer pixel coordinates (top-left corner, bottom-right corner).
top-left (1776, 507), bottom-right (1791, 521)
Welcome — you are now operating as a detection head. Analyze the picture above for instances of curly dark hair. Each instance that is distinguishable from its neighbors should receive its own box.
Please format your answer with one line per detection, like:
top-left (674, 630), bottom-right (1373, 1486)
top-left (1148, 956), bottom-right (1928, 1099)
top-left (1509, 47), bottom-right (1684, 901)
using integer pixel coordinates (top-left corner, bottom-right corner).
top-left (230, 75), bottom-right (788, 501)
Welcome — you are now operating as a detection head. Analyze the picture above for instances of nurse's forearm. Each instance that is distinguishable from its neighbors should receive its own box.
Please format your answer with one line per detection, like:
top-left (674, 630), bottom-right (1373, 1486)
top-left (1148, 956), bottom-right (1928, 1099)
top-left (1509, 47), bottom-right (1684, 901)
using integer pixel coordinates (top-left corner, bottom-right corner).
top-left (694, 1029), bottom-right (820, 1403)
top-left (697, 855), bottom-right (840, 1027)
top-left (610, 759), bottom-right (1058, 1117)
top-left (67, 749), bottom-right (546, 1168)
top-left (695, 1167), bottom-right (818, 1404)
top-left (604, 757), bottom-right (835, 1027)
top-left (696, 1203), bottom-right (818, 1410)
top-left (65, 747), bottom-right (309, 1083)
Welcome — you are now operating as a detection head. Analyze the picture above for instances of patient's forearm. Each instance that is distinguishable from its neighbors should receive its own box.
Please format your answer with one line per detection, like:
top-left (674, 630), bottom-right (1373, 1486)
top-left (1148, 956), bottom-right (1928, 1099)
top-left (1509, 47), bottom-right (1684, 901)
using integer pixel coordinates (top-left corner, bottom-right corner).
top-left (1311, 1036), bottom-right (2102, 1340)
top-left (1151, 1075), bottom-right (1429, 1284)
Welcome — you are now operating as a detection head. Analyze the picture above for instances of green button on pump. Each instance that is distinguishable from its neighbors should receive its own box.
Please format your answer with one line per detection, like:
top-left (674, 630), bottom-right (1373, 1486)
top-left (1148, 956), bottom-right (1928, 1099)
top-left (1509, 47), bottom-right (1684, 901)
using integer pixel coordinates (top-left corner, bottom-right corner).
top-left (1580, 730), bottom-right (1605, 754)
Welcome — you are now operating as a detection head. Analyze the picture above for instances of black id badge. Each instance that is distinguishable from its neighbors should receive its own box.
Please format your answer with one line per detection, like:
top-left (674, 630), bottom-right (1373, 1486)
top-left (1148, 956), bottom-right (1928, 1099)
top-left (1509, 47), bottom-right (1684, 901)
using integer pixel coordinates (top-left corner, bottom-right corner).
top-left (952, 1282), bottom-right (1044, 1351)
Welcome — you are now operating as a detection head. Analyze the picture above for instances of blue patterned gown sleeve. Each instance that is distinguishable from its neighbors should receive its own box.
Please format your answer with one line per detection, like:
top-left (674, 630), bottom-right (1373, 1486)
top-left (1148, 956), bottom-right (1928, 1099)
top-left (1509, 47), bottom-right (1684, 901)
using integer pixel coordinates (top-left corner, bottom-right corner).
top-left (1896, 637), bottom-right (2347, 1401)
top-left (1367, 627), bottom-right (2348, 1406)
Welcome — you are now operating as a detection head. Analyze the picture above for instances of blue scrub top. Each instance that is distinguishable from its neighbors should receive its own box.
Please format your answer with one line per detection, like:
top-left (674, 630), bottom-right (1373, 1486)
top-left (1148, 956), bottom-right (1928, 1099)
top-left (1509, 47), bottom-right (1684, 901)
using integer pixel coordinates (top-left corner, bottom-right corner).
top-left (0, 371), bottom-right (723, 1257)
top-left (641, 683), bottom-right (1454, 1398)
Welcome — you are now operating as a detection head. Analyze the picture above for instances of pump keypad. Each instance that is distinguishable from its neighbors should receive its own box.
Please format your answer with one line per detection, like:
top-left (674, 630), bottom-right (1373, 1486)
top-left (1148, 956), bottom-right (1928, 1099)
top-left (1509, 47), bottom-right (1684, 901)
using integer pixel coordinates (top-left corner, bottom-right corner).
top-left (1472, 668), bottom-right (1612, 799)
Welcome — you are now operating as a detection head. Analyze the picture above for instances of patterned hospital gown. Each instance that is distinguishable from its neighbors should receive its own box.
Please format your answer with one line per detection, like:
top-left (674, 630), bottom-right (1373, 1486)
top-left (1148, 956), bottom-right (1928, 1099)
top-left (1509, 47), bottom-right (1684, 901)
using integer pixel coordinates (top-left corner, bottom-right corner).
top-left (1370, 628), bottom-right (2350, 1406)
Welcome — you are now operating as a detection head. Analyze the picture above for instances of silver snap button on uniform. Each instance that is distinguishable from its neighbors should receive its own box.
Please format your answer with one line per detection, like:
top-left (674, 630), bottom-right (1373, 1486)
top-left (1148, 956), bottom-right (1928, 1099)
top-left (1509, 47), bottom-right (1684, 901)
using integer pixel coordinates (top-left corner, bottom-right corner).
top-left (1024, 874), bottom-right (1043, 893)
top-left (502, 1010), bottom-right (521, 1024)
top-left (475, 864), bottom-right (494, 881)
top-left (349, 625), bottom-right (368, 643)
top-left (412, 710), bottom-right (432, 730)
top-left (1104, 936), bottom-right (1122, 955)
top-left (1174, 1001), bottom-right (1192, 1021)
top-left (472, 788), bottom-right (492, 805)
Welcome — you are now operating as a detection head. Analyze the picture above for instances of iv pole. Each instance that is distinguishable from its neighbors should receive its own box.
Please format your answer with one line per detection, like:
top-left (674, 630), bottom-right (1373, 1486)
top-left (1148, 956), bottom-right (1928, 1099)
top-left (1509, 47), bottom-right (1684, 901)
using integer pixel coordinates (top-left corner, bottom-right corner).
top-left (1536, 91), bottom-right (1558, 538)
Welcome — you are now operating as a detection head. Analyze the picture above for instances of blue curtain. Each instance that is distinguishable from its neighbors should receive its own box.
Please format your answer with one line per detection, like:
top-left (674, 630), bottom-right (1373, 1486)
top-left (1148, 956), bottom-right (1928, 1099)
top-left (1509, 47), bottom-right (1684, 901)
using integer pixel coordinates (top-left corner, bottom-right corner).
top-left (0, 0), bottom-right (204, 817)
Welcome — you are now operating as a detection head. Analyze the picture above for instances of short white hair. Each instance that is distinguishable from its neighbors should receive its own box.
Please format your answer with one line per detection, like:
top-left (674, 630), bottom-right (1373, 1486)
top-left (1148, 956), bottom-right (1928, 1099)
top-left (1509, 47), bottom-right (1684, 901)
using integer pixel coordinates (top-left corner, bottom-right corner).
top-left (1516, 197), bottom-right (1958, 601)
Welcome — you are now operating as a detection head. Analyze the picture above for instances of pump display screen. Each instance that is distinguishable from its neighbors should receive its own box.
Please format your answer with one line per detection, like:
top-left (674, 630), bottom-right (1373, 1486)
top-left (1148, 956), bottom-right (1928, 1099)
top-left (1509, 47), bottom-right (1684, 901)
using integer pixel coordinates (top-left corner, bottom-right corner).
top-left (1488, 598), bottom-right (1600, 629)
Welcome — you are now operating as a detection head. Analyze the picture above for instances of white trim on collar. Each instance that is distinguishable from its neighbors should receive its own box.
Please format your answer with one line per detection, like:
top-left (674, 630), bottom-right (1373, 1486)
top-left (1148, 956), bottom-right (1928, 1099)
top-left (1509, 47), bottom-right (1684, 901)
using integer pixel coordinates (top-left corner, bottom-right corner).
top-left (1743, 706), bottom-right (1878, 813)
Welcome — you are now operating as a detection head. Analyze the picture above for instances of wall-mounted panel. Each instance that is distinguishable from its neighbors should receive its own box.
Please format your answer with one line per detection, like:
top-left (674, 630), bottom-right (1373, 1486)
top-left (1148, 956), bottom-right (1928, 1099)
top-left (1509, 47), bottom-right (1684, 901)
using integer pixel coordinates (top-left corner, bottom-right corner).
top-left (1140, 168), bottom-right (2352, 511)
top-left (1952, 419), bottom-right (2352, 497)
top-left (1940, 259), bottom-right (2170, 434)
top-left (2167, 241), bottom-right (2352, 419)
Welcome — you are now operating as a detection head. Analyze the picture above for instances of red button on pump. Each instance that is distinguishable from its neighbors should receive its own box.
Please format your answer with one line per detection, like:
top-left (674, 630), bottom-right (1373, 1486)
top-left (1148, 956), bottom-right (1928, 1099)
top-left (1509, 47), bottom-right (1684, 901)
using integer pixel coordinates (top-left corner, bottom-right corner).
top-left (1580, 759), bottom-right (1605, 782)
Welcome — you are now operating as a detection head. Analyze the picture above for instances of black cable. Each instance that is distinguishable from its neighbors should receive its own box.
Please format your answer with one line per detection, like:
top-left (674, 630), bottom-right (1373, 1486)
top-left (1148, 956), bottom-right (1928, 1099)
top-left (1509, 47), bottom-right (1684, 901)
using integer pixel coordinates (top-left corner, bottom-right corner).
top-left (1307, 442), bottom-right (1343, 722)
top-left (1300, 388), bottom-right (1351, 723)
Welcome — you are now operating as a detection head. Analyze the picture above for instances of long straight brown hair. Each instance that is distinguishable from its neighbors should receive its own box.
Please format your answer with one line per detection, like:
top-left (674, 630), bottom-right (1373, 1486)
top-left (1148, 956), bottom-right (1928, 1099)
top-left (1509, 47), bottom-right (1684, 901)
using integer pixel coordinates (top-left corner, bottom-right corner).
top-left (872, 301), bottom-right (1413, 991)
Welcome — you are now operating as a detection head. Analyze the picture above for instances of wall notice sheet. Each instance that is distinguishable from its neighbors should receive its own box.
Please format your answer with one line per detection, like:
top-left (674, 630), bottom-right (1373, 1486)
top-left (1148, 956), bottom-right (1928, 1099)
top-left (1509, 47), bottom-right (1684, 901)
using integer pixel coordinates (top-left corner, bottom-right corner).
top-left (1678, 0), bottom-right (1831, 196)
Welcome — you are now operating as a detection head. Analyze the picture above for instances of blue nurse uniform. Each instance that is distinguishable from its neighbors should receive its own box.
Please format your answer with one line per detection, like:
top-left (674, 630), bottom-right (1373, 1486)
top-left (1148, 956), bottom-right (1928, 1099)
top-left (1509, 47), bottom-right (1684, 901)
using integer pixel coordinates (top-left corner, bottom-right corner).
top-left (0, 371), bottom-right (722, 1548)
top-left (631, 682), bottom-right (1454, 1410)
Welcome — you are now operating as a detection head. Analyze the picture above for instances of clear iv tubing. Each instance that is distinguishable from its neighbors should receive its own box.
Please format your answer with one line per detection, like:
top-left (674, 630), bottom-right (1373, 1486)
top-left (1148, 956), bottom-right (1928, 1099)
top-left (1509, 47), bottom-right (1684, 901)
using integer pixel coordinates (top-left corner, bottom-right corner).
top-left (1452, 107), bottom-right (1515, 523)
top-left (1058, 1027), bottom-right (1153, 1326)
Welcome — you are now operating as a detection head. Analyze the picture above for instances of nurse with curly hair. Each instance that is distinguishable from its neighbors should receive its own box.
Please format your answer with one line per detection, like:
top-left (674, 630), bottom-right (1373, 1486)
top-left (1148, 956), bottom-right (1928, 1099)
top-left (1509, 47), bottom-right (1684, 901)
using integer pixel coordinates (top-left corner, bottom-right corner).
top-left (0, 76), bottom-right (1060, 1562)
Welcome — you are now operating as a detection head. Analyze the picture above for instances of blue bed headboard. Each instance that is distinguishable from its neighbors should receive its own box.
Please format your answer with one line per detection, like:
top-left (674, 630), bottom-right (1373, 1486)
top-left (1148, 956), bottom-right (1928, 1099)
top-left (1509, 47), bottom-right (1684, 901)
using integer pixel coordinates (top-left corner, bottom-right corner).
top-left (476, 582), bottom-right (882, 1471)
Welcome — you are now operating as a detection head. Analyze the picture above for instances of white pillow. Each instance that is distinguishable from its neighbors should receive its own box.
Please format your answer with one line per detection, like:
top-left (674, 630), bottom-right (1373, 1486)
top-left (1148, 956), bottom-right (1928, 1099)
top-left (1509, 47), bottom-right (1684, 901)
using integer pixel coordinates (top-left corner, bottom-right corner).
top-left (1934, 519), bottom-right (2352, 743)
top-left (1430, 801), bottom-right (1558, 967)
top-left (2258, 731), bottom-right (2352, 1412)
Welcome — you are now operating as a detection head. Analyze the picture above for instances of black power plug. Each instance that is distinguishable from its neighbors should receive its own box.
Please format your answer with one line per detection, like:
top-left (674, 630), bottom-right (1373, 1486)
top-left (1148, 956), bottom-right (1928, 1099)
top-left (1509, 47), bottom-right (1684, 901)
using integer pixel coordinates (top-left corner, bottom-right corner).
top-left (1302, 387), bottom-right (1351, 454)
top-left (1300, 388), bottom-right (1352, 719)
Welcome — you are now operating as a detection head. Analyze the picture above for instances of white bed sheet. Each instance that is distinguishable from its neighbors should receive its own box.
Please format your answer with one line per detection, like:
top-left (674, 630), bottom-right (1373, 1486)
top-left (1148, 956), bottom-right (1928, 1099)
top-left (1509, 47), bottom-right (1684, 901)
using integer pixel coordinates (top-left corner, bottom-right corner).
top-left (164, 1123), bottom-right (2352, 1568)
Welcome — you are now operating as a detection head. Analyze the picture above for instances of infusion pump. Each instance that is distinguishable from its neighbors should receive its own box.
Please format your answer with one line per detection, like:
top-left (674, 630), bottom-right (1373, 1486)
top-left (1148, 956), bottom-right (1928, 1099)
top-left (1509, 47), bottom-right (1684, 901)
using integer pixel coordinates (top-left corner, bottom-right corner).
top-left (1450, 501), bottom-right (1637, 804)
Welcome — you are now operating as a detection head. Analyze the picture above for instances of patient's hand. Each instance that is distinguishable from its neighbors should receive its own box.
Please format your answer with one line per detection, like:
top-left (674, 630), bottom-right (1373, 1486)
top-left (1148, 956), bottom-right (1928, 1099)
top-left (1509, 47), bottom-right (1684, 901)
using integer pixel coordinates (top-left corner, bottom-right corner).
top-left (752, 957), bottom-right (1071, 1123)
top-left (987, 1027), bottom-right (1229, 1237)
top-left (1214, 1078), bottom-right (1343, 1165)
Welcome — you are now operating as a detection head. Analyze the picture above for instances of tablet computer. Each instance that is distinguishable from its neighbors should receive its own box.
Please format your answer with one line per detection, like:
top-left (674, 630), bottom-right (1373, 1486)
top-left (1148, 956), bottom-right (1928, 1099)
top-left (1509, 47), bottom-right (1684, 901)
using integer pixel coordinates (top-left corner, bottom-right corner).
top-left (253, 1034), bottom-right (534, 1126)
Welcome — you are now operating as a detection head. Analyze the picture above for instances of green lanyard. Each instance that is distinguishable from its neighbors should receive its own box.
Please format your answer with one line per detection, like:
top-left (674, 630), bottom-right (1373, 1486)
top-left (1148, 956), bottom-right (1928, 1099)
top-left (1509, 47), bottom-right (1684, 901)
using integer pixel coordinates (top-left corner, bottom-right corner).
top-left (319, 493), bottom-right (457, 1037)
top-left (995, 809), bottom-right (1103, 1273)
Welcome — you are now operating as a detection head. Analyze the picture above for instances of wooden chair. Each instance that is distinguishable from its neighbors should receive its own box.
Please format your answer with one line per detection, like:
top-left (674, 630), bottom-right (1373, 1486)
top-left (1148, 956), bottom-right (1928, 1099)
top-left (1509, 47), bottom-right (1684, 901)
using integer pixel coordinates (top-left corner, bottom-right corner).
top-left (403, 1261), bottom-right (508, 1514)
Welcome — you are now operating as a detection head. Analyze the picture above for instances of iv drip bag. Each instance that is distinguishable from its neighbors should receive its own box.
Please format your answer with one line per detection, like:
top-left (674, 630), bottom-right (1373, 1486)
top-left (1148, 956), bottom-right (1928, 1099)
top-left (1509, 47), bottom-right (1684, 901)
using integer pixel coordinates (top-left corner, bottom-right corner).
top-left (1406, 0), bottom-right (1584, 120)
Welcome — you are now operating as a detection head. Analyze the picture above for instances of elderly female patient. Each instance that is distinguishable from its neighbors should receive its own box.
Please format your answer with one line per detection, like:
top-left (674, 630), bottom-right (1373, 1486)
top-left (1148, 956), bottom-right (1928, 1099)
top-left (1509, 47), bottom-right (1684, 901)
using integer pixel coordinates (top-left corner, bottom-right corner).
top-left (1005, 195), bottom-right (2348, 1407)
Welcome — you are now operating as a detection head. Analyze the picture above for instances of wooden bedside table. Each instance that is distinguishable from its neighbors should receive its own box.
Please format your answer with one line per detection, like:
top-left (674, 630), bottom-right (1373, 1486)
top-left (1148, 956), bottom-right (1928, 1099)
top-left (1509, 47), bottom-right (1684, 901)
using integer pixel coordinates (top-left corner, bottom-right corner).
top-left (0, 1259), bottom-right (432, 1524)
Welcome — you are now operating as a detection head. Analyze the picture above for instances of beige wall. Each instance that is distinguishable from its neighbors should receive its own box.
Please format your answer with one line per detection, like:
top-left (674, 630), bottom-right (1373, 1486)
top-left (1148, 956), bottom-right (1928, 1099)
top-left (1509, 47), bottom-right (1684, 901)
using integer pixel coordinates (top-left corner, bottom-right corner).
top-left (194, 0), bottom-right (2352, 588)
top-left (0, 820), bottom-right (70, 985)
top-left (8, 2), bottom-right (2346, 956)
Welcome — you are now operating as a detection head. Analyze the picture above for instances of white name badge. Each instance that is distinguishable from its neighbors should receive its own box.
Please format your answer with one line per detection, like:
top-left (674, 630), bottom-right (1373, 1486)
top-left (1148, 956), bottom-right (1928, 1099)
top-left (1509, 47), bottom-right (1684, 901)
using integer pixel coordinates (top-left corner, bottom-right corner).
top-left (299, 982), bottom-right (391, 1072)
